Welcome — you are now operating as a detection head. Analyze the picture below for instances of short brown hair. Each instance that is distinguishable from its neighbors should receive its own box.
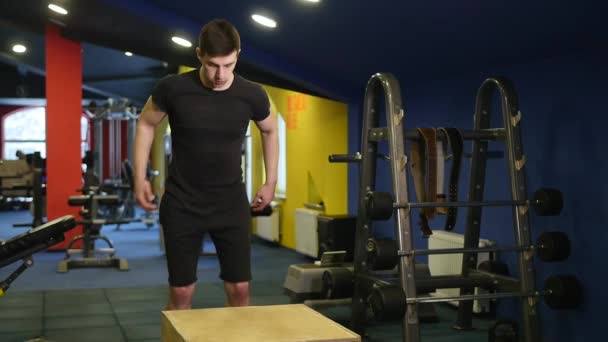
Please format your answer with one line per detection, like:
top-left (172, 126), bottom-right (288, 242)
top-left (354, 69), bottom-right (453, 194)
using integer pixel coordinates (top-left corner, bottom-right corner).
top-left (198, 19), bottom-right (241, 57)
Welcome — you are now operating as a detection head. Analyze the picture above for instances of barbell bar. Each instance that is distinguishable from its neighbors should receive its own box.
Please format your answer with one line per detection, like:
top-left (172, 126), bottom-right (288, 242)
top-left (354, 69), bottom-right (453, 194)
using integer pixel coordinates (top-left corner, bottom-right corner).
top-left (369, 274), bottom-right (582, 321)
top-left (367, 231), bottom-right (570, 272)
top-left (367, 188), bottom-right (563, 220)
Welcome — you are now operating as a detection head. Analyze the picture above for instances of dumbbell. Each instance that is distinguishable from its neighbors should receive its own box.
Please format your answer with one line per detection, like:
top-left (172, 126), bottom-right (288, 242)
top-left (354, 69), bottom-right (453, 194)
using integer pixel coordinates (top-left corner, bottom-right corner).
top-left (250, 205), bottom-right (273, 217)
top-left (366, 188), bottom-right (564, 221)
top-left (367, 274), bottom-right (582, 322)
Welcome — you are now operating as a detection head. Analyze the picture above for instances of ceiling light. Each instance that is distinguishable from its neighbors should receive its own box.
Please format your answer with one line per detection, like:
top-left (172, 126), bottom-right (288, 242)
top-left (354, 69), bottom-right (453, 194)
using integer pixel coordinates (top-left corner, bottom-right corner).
top-left (124, 51), bottom-right (133, 57)
top-left (251, 14), bottom-right (277, 28)
top-left (12, 44), bottom-right (27, 54)
top-left (171, 36), bottom-right (192, 48)
top-left (48, 4), bottom-right (68, 15)
top-left (302, 0), bottom-right (320, 2)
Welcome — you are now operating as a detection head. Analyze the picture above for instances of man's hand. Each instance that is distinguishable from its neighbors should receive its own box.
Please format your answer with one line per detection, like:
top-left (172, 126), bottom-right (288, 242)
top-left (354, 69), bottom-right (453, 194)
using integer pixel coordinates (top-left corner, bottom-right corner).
top-left (136, 179), bottom-right (157, 211)
top-left (251, 183), bottom-right (275, 212)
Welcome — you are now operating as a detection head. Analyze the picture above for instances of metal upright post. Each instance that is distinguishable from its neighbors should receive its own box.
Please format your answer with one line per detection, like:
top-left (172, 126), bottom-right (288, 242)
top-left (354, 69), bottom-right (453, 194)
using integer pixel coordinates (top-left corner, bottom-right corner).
top-left (114, 119), bottom-right (121, 180)
top-left (454, 79), bottom-right (492, 331)
top-left (94, 116), bottom-right (103, 182)
top-left (497, 78), bottom-right (541, 342)
top-left (349, 74), bottom-right (381, 336)
top-left (455, 77), bottom-right (541, 341)
top-left (349, 73), bottom-right (420, 342)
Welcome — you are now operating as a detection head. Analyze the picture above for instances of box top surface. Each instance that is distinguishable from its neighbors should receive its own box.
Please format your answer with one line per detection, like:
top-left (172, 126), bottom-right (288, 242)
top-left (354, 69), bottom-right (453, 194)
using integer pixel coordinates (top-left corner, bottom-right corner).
top-left (162, 304), bottom-right (360, 342)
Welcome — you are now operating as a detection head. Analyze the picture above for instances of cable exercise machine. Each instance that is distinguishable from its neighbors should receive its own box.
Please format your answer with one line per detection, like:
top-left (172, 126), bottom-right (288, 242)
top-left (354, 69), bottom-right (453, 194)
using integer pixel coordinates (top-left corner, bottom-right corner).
top-left (85, 99), bottom-right (159, 229)
top-left (85, 98), bottom-right (137, 186)
top-left (328, 73), bottom-right (581, 342)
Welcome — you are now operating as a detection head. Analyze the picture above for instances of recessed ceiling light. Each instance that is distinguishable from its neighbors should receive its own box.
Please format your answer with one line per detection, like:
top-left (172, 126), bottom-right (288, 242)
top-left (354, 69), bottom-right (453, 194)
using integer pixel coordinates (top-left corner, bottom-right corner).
top-left (12, 44), bottom-right (27, 54)
top-left (302, 0), bottom-right (320, 2)
top-left (48, 4), bottom-right (68, 15)
top-left (251, 14), bottom-right (277, 28)
top-left (125, 51), bottom-right (133, 57)
top-left (171, 36), bottom-right (192, 48)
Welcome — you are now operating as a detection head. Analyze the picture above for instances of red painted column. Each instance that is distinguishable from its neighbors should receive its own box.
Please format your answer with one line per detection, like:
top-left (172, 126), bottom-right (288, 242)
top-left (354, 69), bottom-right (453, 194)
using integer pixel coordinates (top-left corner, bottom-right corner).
top-left (45, 24), bottom-right (82, 250)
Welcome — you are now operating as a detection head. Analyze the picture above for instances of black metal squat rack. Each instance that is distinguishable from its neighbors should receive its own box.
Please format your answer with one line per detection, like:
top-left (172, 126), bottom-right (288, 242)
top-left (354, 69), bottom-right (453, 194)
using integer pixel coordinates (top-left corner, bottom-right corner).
top-left (328, 73), bottom-right (581, 342)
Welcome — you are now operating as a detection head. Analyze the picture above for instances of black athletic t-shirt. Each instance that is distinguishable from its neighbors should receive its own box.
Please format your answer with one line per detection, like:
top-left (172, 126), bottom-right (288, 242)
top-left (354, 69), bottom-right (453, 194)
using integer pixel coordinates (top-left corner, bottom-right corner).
top-left (151, 69), bottom-right (269, 208)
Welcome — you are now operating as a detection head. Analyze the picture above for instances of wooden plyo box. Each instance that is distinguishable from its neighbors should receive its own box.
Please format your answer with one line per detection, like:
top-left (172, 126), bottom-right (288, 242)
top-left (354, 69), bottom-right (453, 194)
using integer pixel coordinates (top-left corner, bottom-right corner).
top-left (161, 304), bottom-right (360, 342)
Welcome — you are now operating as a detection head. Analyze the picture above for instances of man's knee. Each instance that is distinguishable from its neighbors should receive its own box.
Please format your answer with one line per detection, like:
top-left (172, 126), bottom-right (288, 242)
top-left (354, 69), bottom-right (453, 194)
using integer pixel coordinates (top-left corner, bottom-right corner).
top-left (225, 281), bottom-right (249, 293)
top-left (172, 285), bottom-right (195, 297)
top-left (168, 284), bottom-right (196, 310)
top-left (224, 281), bottom-right (250, 306)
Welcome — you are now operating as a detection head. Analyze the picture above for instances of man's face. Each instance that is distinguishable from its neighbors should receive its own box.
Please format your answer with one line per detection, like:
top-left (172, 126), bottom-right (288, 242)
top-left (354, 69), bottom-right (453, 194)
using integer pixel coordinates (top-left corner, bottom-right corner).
top-left (197, 48), bottom-right (238, 90)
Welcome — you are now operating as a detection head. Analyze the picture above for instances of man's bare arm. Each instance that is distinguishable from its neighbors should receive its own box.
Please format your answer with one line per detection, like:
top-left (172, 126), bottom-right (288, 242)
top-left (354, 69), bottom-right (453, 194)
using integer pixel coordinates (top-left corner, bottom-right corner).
top-left (251, 110), bottom-right (278, 210)
top-left (134, 96), bottom-right (167, 210)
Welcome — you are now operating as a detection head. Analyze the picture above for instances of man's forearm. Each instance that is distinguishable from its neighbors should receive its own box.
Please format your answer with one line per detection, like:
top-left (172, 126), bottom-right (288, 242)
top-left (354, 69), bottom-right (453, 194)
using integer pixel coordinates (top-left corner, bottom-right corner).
top-left (261, 129), bottom-right (279, 186)
top-left (134, 120), bottom-right (156, 184)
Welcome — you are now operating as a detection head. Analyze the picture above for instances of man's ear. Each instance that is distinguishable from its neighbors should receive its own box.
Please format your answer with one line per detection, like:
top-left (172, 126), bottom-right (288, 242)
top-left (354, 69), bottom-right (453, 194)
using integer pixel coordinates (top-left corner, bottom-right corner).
top-left (195, 47), bottom-right (203, 62)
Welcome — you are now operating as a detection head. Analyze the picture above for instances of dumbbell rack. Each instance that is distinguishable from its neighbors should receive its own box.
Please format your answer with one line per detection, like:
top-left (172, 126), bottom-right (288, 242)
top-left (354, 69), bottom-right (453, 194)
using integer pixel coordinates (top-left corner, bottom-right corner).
top-left (348, 73), bottom-right (542, 341)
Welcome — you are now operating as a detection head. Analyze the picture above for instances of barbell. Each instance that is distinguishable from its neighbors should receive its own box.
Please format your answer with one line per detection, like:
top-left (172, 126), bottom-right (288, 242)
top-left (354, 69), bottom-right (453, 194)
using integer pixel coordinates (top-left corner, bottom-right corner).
top-left (369, 274), bottom-right (582, 321)
top-left (366, 188), bottom-right (563, 221)
top-left (366, 230), bottom-right (570, 272)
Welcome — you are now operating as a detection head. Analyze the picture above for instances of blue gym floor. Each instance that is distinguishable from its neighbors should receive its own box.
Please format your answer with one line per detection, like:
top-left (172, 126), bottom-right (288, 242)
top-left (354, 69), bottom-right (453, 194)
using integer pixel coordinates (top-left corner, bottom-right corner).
top-left (0, 209), bottom-right (493, 342)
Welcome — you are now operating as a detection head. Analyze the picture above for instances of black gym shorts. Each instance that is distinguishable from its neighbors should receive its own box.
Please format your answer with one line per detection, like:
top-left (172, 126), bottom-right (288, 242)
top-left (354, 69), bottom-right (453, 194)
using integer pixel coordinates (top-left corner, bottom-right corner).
top-left (159, 187), bottom-right (252, 287)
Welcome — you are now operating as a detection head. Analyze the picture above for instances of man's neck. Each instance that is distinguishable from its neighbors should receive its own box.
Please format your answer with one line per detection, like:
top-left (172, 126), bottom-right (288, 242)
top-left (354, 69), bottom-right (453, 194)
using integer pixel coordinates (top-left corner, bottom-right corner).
top-left (199, 68), bottom-right (235, 91)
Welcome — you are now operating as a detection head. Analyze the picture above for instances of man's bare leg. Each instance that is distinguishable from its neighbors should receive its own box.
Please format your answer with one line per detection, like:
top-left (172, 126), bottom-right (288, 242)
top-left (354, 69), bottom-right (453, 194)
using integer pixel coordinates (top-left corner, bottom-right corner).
top-left (224, 281), bottom-right (250, 307)
top-left (166, 283), bottom-right (196, 310)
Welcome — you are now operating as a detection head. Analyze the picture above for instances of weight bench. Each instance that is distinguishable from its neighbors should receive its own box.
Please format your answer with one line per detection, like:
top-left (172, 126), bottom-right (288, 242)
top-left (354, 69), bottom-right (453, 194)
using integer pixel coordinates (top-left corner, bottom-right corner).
top-left (0, 215), bottom-right (76, 295)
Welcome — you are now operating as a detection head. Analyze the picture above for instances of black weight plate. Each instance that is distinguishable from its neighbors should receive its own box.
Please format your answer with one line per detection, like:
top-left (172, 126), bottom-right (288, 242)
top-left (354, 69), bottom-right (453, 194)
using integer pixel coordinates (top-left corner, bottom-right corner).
top-left (366, 192), bottom-right (394, 220)
top-left (544, 274), bottom-right (583, 309)
top-left (537, 231), bottom-right (570, 262)
top-left (369, 285), bottom-right (407, 321)
top-left (321, 267), bottom-right (353, 299)
top-left (533, 188), bottom-right (563, 216)
top-left (367, 238), bottom-right (398, 270)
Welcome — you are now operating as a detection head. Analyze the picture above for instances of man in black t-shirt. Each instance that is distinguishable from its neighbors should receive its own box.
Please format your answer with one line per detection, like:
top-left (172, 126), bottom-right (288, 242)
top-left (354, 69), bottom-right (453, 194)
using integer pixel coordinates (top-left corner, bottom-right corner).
top-left (133, 19), bottom-right (278, 310)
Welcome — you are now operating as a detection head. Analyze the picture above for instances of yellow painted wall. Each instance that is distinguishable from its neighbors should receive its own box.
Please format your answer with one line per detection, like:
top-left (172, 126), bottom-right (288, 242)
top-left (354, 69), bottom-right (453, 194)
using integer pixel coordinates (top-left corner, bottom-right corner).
top-left (251, 85), bottom-right (349, 249)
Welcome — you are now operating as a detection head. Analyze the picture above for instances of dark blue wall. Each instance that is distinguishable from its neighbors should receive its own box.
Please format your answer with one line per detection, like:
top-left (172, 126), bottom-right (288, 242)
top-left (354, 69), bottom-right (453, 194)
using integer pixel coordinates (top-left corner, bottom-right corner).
top-left (347, 47), bottom-right (607, 342)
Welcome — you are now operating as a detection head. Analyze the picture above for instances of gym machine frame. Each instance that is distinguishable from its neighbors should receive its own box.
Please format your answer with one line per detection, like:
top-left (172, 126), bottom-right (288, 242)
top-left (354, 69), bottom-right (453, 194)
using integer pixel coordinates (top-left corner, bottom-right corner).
top-left (12, 152), bottom-right (45, 229)
top-left (345, 73), bottom-right (544, 342)
top-left (57, 190), bottom-right (129, 272)
top-left (89, 98), bottom-right (137, 184)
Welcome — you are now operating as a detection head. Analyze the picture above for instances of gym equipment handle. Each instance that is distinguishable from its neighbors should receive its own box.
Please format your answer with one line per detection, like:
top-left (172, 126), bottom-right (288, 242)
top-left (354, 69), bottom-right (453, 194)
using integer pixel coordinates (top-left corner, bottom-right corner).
top-left (328, 153), bottom-right (362, 163)
top-left (406, 290), bottom-right (550, 304)
top-left (12, 223), bottom-right (33, 228)
top-left (394, 199), bottom-right (532, 209)
top-left (405, 245), bottom-right (531, 256)
top-left (76, 219), bottom-right (133, 226)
